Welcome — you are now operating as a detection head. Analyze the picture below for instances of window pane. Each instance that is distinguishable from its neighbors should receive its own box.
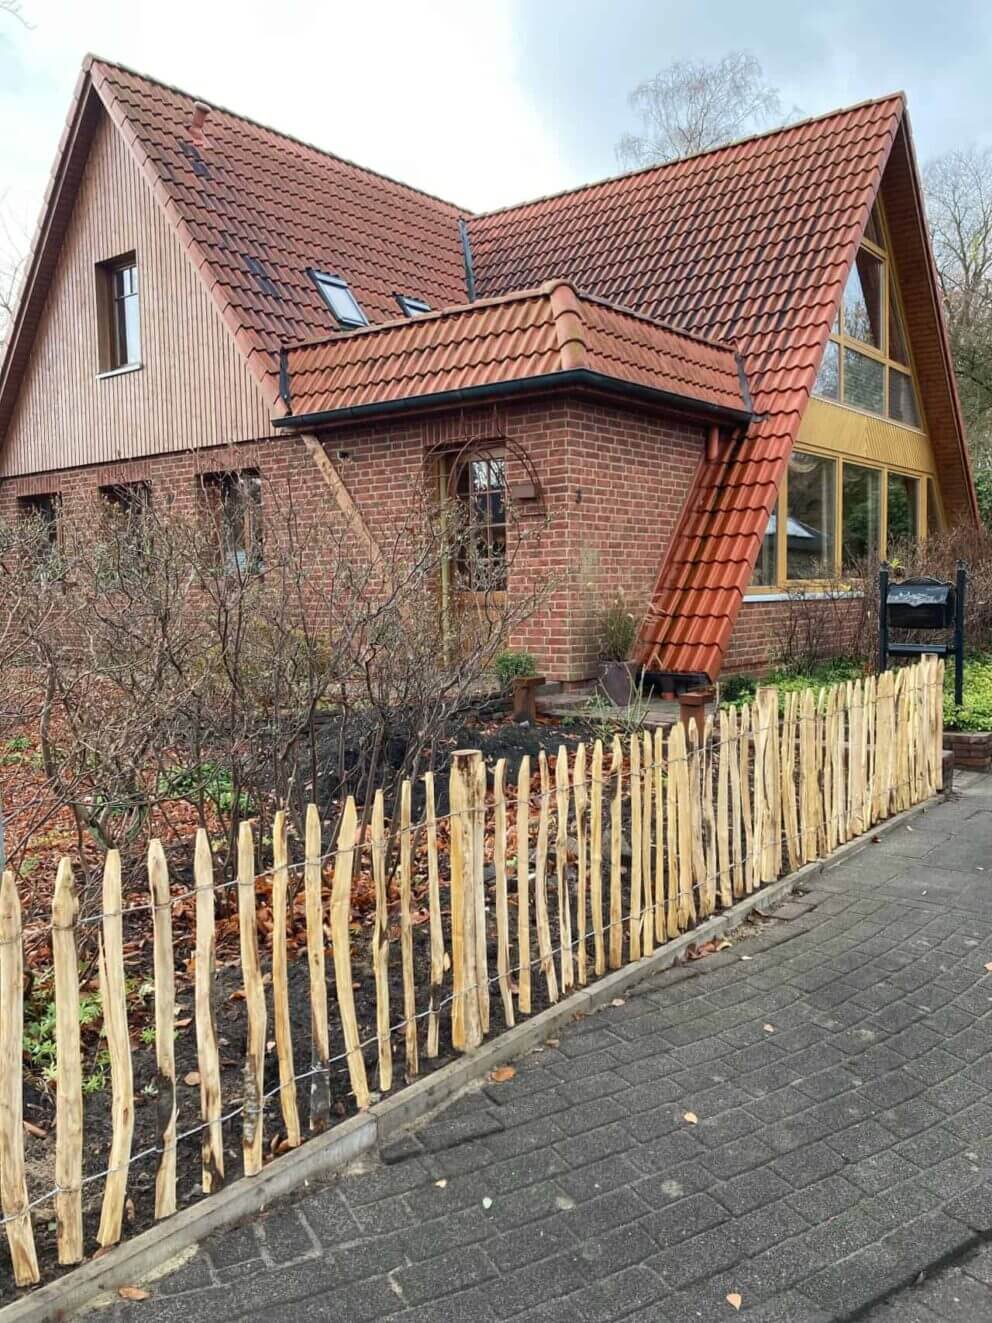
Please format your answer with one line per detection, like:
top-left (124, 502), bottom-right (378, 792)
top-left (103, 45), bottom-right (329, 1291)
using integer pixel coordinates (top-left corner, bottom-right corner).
top-left (864, 202), bottom-right (884, 248)
top-left (888, 286), bottom-right (909, 366)
top-left (315, 274), bottom-right (367, 326)
top-left (752, 510), bottom-right (778, 585)
top-left (842, 248), bottom-right (883, 348)
top-left (886, 473), bottom-right (919, 552)
top-left (842, 463), bottom-right (881, 569)
top-left (927, 478), bottom-right (943, 536)
top-left (786, 451), bottom-right (835, 580)
top-left (888, 368), bottom-right (920, 427)
top-left (112, 263), bottom-right (140, 365)
top-left (843, 347), bottom-right (884, 414)
top-left (813, 340), bottom-right (839, 401)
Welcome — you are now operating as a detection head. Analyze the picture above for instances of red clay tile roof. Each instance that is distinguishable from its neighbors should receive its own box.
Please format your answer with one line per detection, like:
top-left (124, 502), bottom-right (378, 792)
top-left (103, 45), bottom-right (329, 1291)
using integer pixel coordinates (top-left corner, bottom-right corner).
top-left (88, 58), bottom-right (470, 404)
top-left (468, 98), bottom-right (936, 677)
top-left (280, 281), bottom-right (749, 421)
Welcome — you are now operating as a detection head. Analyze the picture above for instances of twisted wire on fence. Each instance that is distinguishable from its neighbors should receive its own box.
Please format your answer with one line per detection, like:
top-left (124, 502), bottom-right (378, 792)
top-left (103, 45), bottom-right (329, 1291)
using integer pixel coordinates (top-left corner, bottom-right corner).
top-left (2, 675), bottom-right (944, 943)
top-left (0, 761), bottom-right (939, 1231)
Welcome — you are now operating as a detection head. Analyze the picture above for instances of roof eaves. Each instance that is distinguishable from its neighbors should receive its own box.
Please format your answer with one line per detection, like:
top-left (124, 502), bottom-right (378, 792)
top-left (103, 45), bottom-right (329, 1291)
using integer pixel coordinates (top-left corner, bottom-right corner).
top-left (272, 366), bottom-right (754, 431)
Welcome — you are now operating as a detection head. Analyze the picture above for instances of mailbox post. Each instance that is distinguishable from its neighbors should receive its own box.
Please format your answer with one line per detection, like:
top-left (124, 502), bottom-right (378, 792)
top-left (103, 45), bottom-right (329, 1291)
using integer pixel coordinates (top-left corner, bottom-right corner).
top-left (879, 561), bottom-right (966, 706)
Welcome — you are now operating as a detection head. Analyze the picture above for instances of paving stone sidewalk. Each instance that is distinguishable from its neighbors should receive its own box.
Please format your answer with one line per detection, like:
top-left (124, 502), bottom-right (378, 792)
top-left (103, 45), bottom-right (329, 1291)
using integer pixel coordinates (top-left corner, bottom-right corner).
top-left (111, 772), bottom-right (992, 1322)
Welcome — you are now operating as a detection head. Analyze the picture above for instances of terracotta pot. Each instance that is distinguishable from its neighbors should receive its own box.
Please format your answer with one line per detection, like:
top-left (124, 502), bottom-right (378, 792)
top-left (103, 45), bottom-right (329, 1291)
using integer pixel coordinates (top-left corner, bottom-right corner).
top-left (598, 660), bottom-right (639, 707)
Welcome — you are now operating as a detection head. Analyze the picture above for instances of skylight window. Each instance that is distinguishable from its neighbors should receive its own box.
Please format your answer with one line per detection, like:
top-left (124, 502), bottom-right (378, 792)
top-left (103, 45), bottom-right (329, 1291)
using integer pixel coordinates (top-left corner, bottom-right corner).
top-left (396, 294), bottom-right (431, 317)
top-left (309, 270), bottom-right (368, 328)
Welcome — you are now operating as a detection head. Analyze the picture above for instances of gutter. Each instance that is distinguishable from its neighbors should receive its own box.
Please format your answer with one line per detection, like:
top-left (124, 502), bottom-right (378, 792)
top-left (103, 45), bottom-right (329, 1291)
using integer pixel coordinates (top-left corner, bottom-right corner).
top-left (271, 369), bottom-right (754, 432)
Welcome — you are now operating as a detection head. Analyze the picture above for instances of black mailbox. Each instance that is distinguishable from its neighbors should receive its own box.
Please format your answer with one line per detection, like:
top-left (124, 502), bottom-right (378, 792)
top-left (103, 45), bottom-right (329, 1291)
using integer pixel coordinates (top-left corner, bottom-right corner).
top-left (886, 577), bottom-right (955, 630)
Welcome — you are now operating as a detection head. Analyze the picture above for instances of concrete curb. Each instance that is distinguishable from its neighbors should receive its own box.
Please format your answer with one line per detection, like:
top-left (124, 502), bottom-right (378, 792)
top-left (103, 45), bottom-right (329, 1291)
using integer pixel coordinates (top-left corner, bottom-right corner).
top-left (0, 789), bottom-right (944, 1322)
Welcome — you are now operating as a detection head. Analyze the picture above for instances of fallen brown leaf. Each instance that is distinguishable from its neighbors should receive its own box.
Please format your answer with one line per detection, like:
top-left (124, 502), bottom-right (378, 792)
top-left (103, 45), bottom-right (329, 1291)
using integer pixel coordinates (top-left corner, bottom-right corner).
top-left (985, 962), bottom-right (992, 973)
top-left (726, 1292), bottom-right (742, 1311)
top-left (118, 1286), bottom-right (150, 1301)
top-left (183, 1070), bottom-right (200, 1086)
top-left (22, 1120), bottom-right (46, 1139)
top-left (174, 1017), bottom-right (192, 1029)
top-left (683, 1111), bottom-right (698, 1125)
top-left (489, 1066), bottom-right (516, 1084)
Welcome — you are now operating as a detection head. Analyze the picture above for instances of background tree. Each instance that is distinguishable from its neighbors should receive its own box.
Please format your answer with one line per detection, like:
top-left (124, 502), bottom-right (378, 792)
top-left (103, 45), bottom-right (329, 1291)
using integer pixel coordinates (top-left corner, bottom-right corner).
top-left (924, 146), bottom-right (992, 525)
top-left (616, 51), bottom-right (790, 169)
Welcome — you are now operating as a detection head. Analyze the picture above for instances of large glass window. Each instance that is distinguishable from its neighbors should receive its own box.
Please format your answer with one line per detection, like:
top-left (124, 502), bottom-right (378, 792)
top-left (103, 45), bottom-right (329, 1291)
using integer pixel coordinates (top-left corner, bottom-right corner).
top-left (453, 455), bottom-right (507, 591)
top-left (786, 451), bottom-right (835, 581)
top-left (813, 341), bottom-right (840, 401)
top-left (811, 204), bottom-right (924, 429)
top-left (842, 463), bottom-right (881, 569)
top-left (752, 513), bottom-right (778, 586)
top-left (886, 473), bottom-right (919, 552)
top-left (888, 369), bottom-right (920, 427)
top-left (843, 348), bottom-right (884, 414)
top-left (842, 249), bottom-right (883, 349)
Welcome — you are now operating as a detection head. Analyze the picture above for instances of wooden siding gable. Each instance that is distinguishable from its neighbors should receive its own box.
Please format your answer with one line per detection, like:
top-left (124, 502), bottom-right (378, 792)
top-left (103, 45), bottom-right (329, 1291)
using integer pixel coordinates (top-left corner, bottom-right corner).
top-left (1, 108), bottom-right (272, 478)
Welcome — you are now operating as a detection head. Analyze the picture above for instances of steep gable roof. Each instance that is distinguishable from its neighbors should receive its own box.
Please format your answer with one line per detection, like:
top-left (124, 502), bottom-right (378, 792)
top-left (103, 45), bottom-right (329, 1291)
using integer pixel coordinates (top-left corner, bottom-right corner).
top-left (1, 61), bottom-right (977, 679)
top-left (469, 97), bottom-right (978, 677)
top-left (0, 56), bottom-right (470, 439)
top-left (278, 281), bottom-right (750, 423)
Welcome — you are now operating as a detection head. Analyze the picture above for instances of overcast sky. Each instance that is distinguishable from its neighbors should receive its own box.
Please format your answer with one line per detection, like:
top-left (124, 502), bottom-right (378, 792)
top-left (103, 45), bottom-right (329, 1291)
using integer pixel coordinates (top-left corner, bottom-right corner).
top-left (2, 0), bottom-right (992, 266)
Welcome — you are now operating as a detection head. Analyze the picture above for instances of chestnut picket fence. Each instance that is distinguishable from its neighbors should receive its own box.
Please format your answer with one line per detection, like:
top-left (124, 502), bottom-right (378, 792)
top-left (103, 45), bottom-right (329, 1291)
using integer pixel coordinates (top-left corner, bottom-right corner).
top-left (0, 657), bottom-right (945, 1287)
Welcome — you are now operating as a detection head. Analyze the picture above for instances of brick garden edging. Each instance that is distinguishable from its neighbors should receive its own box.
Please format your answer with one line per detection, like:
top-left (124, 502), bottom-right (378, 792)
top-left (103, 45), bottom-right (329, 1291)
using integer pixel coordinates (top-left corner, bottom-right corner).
top-left (944, 730), bottom-right (992, 771)
top-left (0, 787), bottom-right (948, 1323)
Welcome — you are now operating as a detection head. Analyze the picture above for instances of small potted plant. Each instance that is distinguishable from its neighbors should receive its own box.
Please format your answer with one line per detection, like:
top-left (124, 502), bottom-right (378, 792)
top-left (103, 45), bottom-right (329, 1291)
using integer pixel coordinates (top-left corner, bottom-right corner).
top-left (493, 649), bottom-right (546, 723)
top-left (597, 592), bottom-right (640, 706)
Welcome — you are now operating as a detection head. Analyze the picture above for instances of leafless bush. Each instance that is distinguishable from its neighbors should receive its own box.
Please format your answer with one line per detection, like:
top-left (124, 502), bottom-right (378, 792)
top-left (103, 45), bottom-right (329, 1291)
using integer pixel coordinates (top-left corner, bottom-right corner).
top-left (0, 470), bottom-right (554, 905)
top-left (771, 522), bottom-right (992, 673)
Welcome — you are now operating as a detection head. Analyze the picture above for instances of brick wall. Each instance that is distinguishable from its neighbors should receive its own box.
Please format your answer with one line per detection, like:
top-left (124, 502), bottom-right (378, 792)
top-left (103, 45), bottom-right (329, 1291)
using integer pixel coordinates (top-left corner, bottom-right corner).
top-left (722, 594), bottom-right (865, 676)
top-left (0, 391), bottom-right (707, 685)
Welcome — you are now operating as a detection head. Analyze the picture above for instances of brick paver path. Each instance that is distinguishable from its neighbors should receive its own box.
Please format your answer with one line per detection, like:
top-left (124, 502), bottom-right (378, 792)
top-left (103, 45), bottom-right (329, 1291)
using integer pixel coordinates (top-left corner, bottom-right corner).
top-left (114, 773), bottom-right (992, 1322)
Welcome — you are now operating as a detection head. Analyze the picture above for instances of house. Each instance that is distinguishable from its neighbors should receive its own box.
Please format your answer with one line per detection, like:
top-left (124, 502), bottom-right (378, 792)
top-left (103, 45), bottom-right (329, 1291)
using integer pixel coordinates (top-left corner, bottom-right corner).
top-left (0, 56), bottom-right (978, 685)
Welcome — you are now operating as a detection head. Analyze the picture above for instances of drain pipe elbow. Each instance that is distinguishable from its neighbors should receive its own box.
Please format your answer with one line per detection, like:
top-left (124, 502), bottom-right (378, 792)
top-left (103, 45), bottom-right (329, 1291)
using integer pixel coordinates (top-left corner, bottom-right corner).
top-left (706, 423), bottom-right (721, 463)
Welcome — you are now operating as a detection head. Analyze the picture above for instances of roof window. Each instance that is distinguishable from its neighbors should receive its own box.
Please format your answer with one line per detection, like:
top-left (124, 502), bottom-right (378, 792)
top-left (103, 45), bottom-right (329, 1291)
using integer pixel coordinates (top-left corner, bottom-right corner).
top-left (396, 294), bottom-right (431, 317)
top-left (309, 270), bottom-right (368, 328)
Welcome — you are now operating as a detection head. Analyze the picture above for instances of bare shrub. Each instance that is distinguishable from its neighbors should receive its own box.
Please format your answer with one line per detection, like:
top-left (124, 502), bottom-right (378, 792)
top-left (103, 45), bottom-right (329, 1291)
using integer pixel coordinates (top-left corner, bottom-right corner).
top-left (0, 468), bottom-right (554, 907)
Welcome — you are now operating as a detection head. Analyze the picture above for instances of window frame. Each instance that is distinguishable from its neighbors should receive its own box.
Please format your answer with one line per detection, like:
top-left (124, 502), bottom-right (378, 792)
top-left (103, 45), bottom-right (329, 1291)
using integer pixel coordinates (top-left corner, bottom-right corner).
top-left (307, 269), bottom-right (368, 329)
top-left (395, 293), bottom-right (431, 317)
top-left (96, 253), bottom-right (142, 374)
top-left (751, 446), bottom-right (933, 591)
top-left (813, 204), bottom-right (924, 432)
top-left (199, 469), bottom-right (264, 576)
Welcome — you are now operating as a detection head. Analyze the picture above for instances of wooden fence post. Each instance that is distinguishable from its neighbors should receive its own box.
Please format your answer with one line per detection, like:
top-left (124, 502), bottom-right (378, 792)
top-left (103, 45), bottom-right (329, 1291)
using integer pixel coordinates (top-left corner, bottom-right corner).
top-left (471, 757), bottom-right (490, 1038)
top-left (590, 741), bottom-right (606, 973)
top-left (0, 871), bottom-right (39, 1285)
top-left (727, 706), bottom-right (743, 898)
top-left (399, 778), bottom-right (421, 1077)
top-left (653, 727), bottom-right (667, 945)
top-left (701, 716), bottom-right (717, 914)
top-left (148, 839), bottom-right (177, 1218)
top-left (628, 734), bottom-right (643, 959)
top-left (331, 798), bottom-right (370, 1103)
top-left (493, 759), bottom-right (514, 1026)
top-left (424, 773), bottom-right (445, 1058)
top-left (717, 709), bottom-right (731, 907)
top-left (738, 704), bottom-right (754, 888)
top-left (303, 805), bottom-right (331, 1132)
top-left (52, 859), bottom-right (82, 1265)
top-left (665, 722), bottom-right (679, 936)
top-left (97, 851), bottom-right (134, 1247)
top-left (573, 743), bottom-right (589, 984)
top-left (535, 751), bottom-right (560, 1000)
top-left (237, 822), bottom-right (267, 1176)
top-left (608, 736), bottom-right (624, 967)
top-left (515, 756), bottom-right (532, 1014)
top-left (194, 829), bottom-right (223, 1191)
top-left (271, 811), bottom-right (301, 1147)
top-left (371, 790), bottom-right (393, 1086)
top-left (641, 729), bottom-right (654, 956)
top-left (555, 747), bottom-right (574, 991)
top-left (449, 752), bottom-right (470, 1048)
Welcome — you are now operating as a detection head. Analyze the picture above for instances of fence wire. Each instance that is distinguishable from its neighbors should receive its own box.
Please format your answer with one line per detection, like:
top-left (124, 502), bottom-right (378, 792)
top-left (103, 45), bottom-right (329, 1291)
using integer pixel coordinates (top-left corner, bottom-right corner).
top-left (0, 759), bottom-right (942, 1230)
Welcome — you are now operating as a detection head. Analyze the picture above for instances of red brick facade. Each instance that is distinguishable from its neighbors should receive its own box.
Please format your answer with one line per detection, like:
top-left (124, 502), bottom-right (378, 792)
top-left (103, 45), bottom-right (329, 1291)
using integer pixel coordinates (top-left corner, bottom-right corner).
top-left (722, 594), bottom-right (865, 676)
top-left (0, 390), bottom-right (707, 684)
